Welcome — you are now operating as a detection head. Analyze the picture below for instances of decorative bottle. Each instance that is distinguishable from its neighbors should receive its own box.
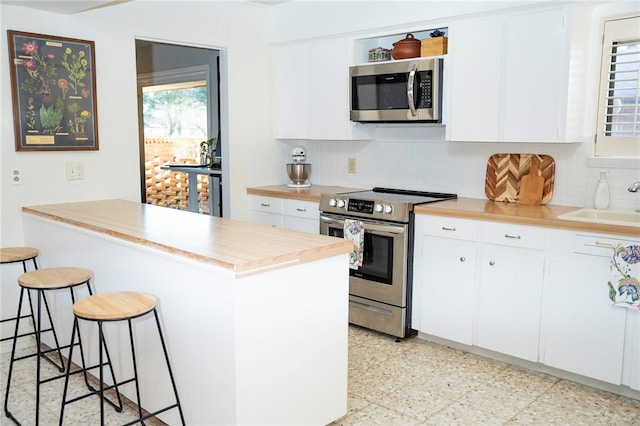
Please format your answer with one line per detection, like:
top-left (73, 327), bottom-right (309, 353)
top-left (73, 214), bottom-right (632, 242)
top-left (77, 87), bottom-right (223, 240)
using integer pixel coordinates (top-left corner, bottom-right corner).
top-left (594, 171), bottom-right (610, 210)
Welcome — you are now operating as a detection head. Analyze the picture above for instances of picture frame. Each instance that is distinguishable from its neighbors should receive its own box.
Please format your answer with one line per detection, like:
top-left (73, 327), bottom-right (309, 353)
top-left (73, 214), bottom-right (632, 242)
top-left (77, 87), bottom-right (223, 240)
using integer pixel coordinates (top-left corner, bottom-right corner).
top-left (7, 30), bottom-right (99, 151)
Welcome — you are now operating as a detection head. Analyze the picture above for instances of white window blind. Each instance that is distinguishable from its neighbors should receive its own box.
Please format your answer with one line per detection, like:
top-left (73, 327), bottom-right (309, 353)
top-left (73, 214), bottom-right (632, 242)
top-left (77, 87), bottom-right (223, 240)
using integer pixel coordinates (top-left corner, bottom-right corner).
top-left (595, 16), bottom-right (640, 156)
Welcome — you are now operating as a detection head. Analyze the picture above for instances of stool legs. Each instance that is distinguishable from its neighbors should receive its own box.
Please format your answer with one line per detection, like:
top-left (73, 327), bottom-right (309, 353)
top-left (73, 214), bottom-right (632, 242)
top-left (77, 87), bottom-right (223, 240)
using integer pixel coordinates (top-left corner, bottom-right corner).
top-left (59, 316), bottom-right (123, 425)
top-left (151, 308), bottom-right (185, 426)
top-left (61, 306), bottom-right (185, 426)
top-left (0, 256), bottom-right (38, 343)
top-left (121, 308), bottom-right (184, 426)
top-left (3, 280), bottom-right (94, 425)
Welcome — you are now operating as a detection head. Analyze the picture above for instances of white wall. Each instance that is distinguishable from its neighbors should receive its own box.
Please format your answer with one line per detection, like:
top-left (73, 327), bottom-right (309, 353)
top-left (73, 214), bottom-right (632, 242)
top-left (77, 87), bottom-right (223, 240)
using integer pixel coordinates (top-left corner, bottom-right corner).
top-left (0, 1), bottom-right (275, 327)
top-left (268, 0), bottom-right (640, 211)
top-left (0, 1), bottom-right (275, 246)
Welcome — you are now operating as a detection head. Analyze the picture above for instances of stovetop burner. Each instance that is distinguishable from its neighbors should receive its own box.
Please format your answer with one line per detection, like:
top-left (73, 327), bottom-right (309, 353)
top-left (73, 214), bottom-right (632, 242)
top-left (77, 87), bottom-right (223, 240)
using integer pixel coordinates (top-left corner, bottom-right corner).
top-left (343, 187), bottom-right (457, 204)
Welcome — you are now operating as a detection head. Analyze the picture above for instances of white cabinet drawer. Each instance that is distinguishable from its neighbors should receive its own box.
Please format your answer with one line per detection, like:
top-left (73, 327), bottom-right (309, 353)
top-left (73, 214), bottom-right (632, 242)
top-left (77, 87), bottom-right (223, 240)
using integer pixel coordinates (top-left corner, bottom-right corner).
top-left (283, 199), bottom-right (318, 220)
top-left (249, 196), bottom-right (284, 214)
top-left (423, 216), bottom-right (479, 242)
top-left (570, 233), bottom-right (638, 258)
top-left (249, 211), bottom-right (283, 228)
top-left (482, 222), bottom-right (546, 250)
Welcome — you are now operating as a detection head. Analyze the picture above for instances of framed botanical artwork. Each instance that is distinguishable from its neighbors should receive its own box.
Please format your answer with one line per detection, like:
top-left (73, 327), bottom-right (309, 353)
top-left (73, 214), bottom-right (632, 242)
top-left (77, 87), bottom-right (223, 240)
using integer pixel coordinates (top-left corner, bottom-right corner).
top-left (7, 30), bottom-right (99, 151)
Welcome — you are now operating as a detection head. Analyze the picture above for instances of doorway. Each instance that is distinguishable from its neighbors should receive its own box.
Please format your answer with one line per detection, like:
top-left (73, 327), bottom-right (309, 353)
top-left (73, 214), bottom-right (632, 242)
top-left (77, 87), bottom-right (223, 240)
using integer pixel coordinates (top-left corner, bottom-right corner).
top-left (135, 40), bottom-right (222, 215)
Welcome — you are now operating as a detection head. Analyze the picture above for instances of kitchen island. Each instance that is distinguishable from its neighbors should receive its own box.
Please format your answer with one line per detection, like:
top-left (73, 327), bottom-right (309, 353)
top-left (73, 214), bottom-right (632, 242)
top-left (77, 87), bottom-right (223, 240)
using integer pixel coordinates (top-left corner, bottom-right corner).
top-left (21, 199), bottom-right (352, 425)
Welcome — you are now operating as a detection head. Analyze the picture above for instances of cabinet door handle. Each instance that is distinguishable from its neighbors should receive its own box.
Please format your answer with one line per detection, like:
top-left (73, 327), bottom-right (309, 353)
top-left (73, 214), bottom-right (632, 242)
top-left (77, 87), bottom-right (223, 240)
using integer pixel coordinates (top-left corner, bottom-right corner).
top-left (260, 203), bottom-right (270, 207)
top-left (296, 208), bottom-right (306, 212)
top-left (442, 226), bottom-right (456, 231)
top-left (489, 260), bottom-right (495, 266)
top-left (460, 257), bottom-right (466, 262)
top-left (504, 234), bottom-right (521, 240)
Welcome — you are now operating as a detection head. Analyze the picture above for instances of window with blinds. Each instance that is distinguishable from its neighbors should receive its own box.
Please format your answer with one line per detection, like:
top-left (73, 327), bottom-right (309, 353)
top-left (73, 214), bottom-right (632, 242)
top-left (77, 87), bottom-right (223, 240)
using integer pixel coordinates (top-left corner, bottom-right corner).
top-left (595, 16), bottom-right (640, 156)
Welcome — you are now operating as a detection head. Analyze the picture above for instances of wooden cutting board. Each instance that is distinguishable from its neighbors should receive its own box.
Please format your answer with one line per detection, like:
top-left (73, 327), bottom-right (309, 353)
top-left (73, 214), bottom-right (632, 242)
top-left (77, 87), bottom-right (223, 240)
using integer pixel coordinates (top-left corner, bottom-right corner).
top-left (485, 154), bottom-right (555, 204)
top-left (518, 157), bottom-right (544, 205)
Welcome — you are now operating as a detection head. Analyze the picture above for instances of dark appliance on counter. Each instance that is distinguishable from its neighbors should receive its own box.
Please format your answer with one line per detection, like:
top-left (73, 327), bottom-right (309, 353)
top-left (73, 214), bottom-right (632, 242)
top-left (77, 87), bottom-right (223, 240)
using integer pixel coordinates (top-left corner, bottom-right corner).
top-left (349, 57), bottom-right (443, 123)
top-left (319, 187), bottom-right (457, 339)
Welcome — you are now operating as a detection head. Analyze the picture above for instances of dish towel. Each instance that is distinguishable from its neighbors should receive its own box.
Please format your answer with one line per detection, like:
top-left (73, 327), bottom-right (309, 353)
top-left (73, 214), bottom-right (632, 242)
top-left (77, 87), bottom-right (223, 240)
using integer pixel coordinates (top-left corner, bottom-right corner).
top-left (608, 244), bottom-right (640, 309)
top-left (344, 219), bottom-right (364, 270)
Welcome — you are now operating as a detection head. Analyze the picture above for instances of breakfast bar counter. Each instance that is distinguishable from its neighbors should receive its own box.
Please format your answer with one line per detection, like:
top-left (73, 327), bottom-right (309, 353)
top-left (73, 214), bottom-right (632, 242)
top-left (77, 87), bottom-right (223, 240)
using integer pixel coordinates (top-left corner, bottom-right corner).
top-left (21, 199), bottom-right (352, 425)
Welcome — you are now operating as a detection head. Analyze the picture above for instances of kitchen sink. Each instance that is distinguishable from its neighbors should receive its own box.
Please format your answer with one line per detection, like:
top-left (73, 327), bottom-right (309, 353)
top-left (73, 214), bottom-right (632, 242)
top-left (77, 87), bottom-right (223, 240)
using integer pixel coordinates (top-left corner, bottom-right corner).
top-left (557, 208), bottom-right (640, 228)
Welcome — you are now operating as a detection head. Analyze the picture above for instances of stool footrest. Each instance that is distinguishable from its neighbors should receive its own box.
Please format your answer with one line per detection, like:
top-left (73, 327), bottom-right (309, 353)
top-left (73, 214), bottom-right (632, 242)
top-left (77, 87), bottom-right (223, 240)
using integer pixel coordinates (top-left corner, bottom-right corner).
top-left (121, 403), bottom-right (181, 426)
top-left (10, 342), bottom-right (66, 372)
top-left (0, 313), bottom-right (33, 323)
top-left (62, 385), bottom-right (124, 413)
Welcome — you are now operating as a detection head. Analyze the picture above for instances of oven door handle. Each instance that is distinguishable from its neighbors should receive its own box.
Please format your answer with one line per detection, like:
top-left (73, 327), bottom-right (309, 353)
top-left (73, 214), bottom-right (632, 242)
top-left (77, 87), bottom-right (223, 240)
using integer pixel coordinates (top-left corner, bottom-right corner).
top-left (320, 215), bottom-right (406, 234)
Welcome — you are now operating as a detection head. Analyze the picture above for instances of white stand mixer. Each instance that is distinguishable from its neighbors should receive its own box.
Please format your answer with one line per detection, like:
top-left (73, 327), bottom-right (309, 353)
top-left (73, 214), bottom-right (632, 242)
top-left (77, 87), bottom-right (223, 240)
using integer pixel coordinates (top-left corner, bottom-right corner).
top-left (286, 146), bottom-right (311, 188)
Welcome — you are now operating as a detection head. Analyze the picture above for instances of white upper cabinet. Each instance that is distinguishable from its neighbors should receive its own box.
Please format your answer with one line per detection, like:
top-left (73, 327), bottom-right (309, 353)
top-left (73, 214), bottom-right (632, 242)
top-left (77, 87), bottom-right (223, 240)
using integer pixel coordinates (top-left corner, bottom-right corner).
top-left (273, 44), bottom-right (309, 139)
top-left (273, 39), bottom-right (373, 140)
top-left (501, 8), bottom-right (567, 142)
top-left (446, 6), bottom-right (581, 143)
top-left (445, 15), bottom-right (502, 142)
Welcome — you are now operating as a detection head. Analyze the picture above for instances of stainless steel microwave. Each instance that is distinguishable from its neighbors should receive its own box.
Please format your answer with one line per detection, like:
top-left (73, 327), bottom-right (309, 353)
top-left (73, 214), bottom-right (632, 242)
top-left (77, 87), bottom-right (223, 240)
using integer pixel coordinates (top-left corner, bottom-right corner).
top-left (349, 58), bottom-right (443, 123)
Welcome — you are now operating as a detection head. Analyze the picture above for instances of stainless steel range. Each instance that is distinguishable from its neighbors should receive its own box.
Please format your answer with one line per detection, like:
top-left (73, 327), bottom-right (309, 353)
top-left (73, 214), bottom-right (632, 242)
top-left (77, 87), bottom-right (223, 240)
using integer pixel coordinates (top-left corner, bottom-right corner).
top-left (319, 187), bottom-right (457, 339)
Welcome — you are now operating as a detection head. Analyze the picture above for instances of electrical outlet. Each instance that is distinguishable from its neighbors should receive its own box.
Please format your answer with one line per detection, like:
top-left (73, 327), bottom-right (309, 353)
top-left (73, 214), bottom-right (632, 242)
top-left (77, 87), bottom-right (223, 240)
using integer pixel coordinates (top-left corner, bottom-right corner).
top-left (10, 167), bottom-right (22, 185)
top-left (348, 158), bottom-right (356, 174)
top-left (66, 162), bottom-right (85, 180)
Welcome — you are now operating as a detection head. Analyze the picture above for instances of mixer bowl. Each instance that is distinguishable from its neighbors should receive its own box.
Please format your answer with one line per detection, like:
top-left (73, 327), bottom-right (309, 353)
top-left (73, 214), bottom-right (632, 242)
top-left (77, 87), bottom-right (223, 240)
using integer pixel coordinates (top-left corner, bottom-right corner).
top-left (286, 163), bottom-right (311, 184)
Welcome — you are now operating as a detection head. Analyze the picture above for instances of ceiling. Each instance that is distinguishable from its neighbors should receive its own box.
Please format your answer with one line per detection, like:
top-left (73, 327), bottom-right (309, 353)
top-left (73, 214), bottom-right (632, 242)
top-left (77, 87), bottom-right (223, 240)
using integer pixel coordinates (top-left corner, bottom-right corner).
top-left (1, 0), bottom-right (130, 14)
top-left (1, 0), bottom-right (289, 15)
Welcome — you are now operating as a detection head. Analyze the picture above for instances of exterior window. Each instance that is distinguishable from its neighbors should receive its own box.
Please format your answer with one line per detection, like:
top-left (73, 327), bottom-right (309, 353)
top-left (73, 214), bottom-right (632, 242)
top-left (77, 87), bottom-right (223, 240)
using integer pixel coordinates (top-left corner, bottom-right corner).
top-left (595, 16), bottom-right (640, 156)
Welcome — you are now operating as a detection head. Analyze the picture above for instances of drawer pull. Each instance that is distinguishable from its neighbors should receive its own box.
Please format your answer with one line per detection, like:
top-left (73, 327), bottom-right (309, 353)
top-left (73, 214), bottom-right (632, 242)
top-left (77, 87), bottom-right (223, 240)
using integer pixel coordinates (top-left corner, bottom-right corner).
top-left (260, 203), bottom-right (270, 207)
top-left (489, 260), bottom-right (495, 266)
top-left (442, 226), bottom-right (456, 231)
top-left (595, 240), bottom-right (614, 248)
top-left (296, 208), bottom-right (306, 212)
top-left (460, 257), bottom-right (466, 262)
top-left (504, 234), bottom-right (521, 240)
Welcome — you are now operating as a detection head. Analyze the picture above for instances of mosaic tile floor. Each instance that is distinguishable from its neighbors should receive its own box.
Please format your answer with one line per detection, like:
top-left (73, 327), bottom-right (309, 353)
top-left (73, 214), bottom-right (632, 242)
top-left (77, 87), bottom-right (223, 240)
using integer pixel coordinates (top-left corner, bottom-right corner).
top-left (0, 345), bottom-right (165, 425)
top-left (332, 326), bottom-right (640, 425)
top-left (1, 325), bottom-right (639, 425)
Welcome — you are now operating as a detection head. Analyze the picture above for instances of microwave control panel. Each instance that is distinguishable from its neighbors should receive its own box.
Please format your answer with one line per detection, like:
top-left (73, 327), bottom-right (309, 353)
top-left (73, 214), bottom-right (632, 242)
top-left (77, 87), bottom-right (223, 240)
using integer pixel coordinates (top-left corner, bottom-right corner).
top-left (418, 72), bottom-right (432, 108)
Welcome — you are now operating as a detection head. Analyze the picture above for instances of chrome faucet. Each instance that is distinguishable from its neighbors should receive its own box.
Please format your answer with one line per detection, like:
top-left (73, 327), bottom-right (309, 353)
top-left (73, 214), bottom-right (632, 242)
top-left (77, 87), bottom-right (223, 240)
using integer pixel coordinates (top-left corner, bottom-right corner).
top-left (629, 181), bottom-right (640, 192)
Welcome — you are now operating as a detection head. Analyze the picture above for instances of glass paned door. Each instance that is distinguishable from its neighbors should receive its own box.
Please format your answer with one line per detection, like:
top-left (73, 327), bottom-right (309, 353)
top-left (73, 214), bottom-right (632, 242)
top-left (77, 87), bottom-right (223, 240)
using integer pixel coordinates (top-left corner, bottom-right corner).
top-left (141, 80), bottom-right (210, 212)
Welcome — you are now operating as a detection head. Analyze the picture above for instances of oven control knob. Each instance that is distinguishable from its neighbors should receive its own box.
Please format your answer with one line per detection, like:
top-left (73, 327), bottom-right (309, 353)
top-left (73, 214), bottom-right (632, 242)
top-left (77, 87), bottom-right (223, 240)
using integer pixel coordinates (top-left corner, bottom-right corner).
top-left (383, 204), bottom-right (394, 214)
top-left (375, 203), bottom-right (384, 213)
top-left (328, 198), bottom-right (337, 207)
top-left (336, 199), bottom-right (346, 208)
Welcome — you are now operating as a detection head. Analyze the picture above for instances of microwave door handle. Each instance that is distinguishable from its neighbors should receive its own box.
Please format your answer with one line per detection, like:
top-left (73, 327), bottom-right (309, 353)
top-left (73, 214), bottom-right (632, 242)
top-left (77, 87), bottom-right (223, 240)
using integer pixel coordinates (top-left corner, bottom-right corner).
top-left (407, 65), bottom-right (418, 117)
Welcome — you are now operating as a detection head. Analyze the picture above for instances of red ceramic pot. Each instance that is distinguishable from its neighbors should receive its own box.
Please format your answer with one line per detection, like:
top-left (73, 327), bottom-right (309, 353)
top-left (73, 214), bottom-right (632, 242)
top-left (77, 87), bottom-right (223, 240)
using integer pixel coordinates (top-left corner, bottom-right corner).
top-left (391, 33), bottom-right (421, 60)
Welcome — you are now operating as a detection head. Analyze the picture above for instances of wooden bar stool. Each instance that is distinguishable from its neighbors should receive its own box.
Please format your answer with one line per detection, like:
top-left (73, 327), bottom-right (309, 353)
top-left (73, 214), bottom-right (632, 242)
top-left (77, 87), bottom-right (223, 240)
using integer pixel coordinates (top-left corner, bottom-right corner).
top-left (3, 267), bottom-right (120, 425)
top-left (0, 247), bottom-right (40, 344)
top-left (61, 291), bottom-right (185, 426)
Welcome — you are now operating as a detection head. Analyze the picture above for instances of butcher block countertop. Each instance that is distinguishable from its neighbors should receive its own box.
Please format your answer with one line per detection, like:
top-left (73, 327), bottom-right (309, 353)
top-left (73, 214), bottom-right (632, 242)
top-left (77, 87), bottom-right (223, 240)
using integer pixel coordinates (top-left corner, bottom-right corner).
top-left (247, 185), bottom-right (364, 202)
top-left (415, 197), bottom-right (639, 237)
top-left (22, 199), bottom-right (352, 277)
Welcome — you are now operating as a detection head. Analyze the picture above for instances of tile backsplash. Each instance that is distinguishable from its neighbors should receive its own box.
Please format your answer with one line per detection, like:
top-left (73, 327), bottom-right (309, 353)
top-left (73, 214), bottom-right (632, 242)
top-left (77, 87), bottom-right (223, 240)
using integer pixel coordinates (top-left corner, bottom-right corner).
top-left (281, 127), bottom-right (640, 211)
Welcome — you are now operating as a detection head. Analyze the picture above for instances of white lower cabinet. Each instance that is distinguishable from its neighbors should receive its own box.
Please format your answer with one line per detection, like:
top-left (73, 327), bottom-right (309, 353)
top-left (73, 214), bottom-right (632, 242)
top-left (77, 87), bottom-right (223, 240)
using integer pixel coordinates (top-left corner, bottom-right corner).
top-left (418, 216), bottom-right (479, 345)
top-left (283, 199), bottom-right (319, 233)
top-left (415, 214), bottom-right (640, 391)
top-left (475, 244), bottom-right (544, 362)
top-left (421, 238), bottom-right (477, 345)
top-left (248, 195), bottom-right (319, 234)
top-left (540, 231), bottom-right (632, 385)
top-left (248, 196), bottom-right (284, 228)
